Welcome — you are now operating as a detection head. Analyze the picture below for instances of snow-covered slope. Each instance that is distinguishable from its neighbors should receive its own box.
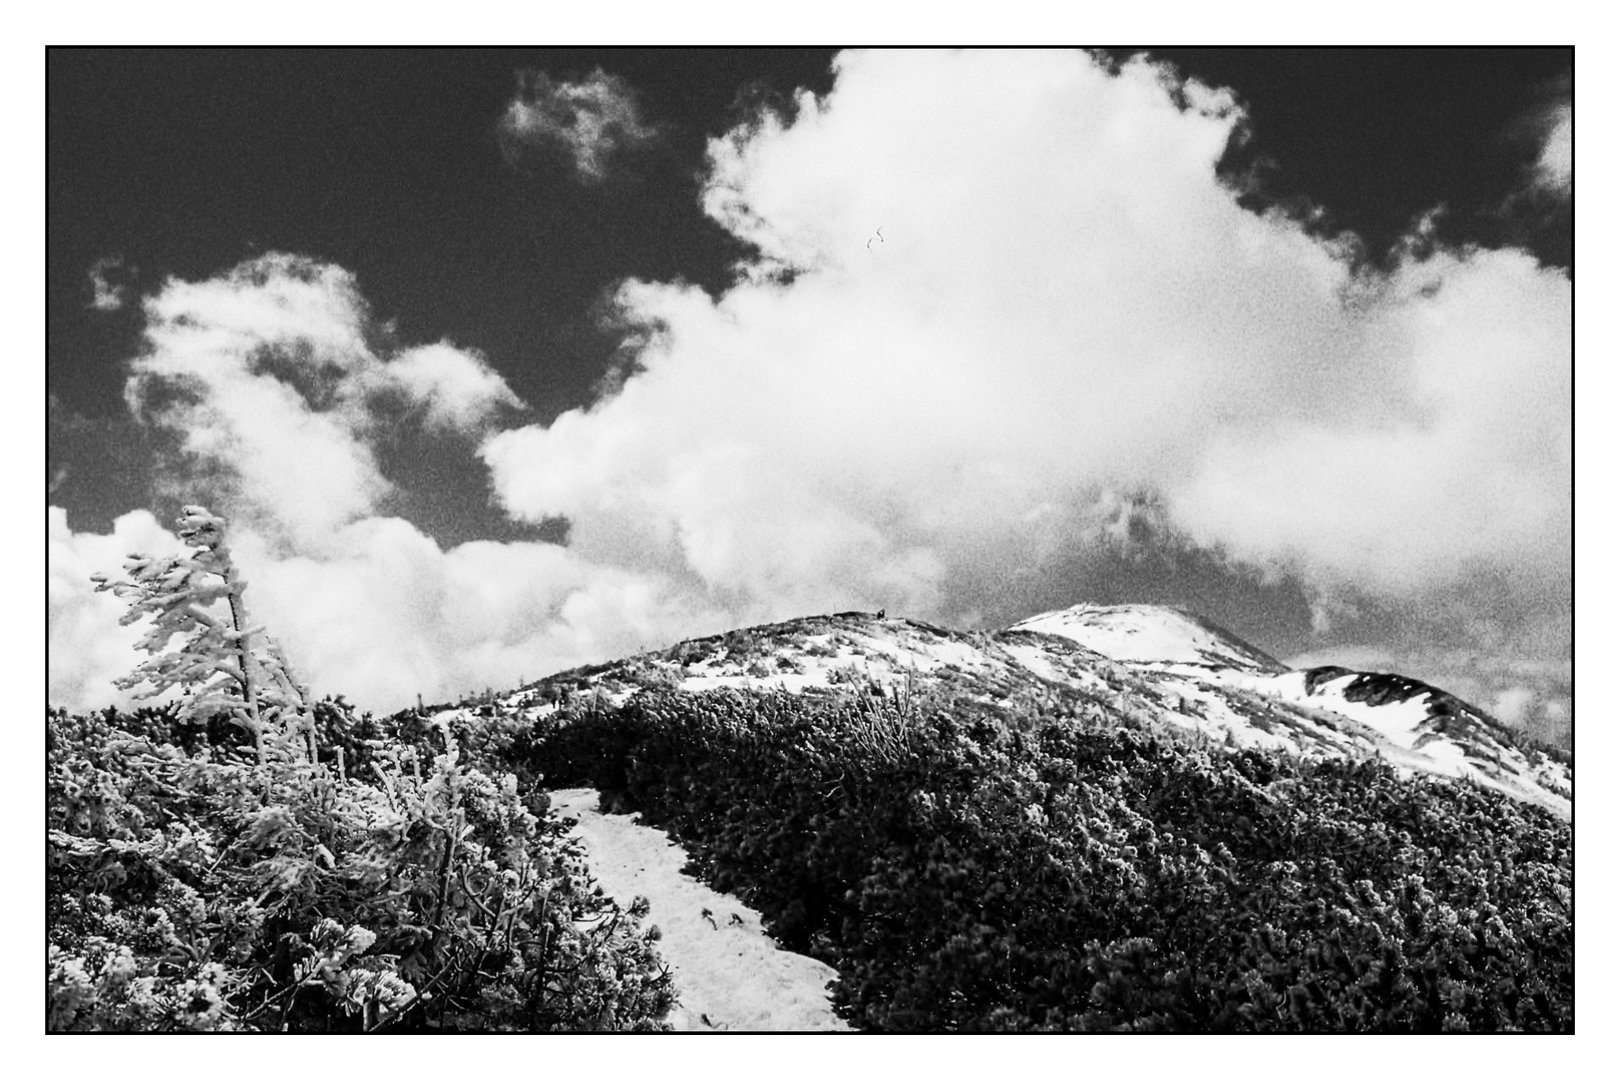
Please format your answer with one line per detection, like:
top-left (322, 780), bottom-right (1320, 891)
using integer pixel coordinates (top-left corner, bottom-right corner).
top-left (492, 603), bottom-right (1569, 820)
top-left (1002, 604), bottom-right (1570, 820)
top-left (439, 599), bottom-right (1569, 1031)
top-left (1008, 604), bottom-right (1286, 673)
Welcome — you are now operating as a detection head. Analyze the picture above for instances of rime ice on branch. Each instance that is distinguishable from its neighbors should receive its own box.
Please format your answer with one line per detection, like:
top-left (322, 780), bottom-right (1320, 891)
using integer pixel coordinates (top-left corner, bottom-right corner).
top-left (91, 505), bottom-right (313, 765)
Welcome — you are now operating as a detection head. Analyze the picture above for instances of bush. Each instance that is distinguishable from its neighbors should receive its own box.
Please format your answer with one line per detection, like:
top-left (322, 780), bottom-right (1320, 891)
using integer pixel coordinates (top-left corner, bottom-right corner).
top-left (54, 502), bottom-right (676, 1032)
top-left (47, 701), bottom-right (675, 1032)
top-left (523, 688), bottom-right (1573, 1033)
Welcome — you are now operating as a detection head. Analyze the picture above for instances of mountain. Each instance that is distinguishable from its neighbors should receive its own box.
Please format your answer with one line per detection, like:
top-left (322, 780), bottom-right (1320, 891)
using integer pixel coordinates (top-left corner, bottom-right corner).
top-left (51, 599), bottom-right (1572, 1033)
top-left (1008, 603), bottom-right (1287, 672)
top-left (487, 602), bottom-right (1570, 820)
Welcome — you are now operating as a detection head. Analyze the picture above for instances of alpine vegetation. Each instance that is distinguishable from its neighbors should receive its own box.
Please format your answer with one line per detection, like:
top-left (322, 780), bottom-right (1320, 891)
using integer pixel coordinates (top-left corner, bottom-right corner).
top-left (49, 507), bottom-right (1572, 1033)
top-left (50, 507), bottom-right (674, 1032)
top-left (90, 506), bottom-right (315, 769)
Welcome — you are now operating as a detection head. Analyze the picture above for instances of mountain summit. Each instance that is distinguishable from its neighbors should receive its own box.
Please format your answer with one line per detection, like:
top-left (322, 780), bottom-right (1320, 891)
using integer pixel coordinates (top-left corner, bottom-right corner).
top-left (1007, 603), bottom-right (1287, 671)
top-left (486, 602), bottom-right (1569, 820)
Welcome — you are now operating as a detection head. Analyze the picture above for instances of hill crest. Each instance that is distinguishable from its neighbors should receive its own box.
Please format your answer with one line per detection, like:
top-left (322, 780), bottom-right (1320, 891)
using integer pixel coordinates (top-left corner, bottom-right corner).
top-left (479, 603), bottom-right (1569, 819)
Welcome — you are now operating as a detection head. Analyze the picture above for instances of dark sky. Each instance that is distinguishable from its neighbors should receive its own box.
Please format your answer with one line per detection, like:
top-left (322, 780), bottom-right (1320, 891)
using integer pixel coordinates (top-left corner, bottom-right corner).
top-left (47, 48), bottom-right (1573, 721)
top-left (49, 50), bottom-right (837, 421)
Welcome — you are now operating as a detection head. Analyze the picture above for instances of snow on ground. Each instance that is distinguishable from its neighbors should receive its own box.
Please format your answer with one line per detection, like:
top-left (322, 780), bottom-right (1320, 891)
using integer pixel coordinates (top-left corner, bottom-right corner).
top-left (1213, 670), bottom-right (1571, 820)
top-left (996, 641), bottom-right (1067, 684)
top-left (678, 668), bottom-right (837, 693)
top-left (677, 646), bottom-right (851, 693)
top-left (547, 788), bottom-right (851, 1032)
top-left (676, 624), bottom-right (996, 695)
top-left (847, 629), bottom-right (988, 674)
top-left (1155, 674), bottom-right (1304, 752)
top-left (1223, 671), bottom-right (1441, 754)
top-left (1010, 604), bottom-right (1274, 670)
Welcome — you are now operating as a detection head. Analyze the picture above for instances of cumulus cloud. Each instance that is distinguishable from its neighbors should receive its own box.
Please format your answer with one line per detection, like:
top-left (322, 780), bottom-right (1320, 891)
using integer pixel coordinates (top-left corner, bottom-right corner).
top-left (127, 253), bottom-right (522, 549)
top-left (52, 51), bottom-right (1571, 724)
top-left (230, 516), bottom-right (720, 712)
top-left (483, 50), bottom-right (1571, 639)
top-left (497, 69), bottom-right (657, 182)
top-left (1169, 246), bottom-right (1571, 598)
top-left (50, 254), bottom-right (714, 713)
top-left (50, 499), bottom-right (729, 713)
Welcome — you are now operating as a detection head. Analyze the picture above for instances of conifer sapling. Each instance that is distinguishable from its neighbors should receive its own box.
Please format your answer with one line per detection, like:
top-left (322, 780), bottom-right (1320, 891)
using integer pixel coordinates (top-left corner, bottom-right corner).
top-left (91, 505), bottom-right (313, 765)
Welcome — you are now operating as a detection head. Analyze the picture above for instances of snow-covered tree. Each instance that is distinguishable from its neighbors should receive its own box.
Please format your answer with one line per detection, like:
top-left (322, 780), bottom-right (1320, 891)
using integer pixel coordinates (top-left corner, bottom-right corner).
top-left (91, 505), bottom-right (313, 765)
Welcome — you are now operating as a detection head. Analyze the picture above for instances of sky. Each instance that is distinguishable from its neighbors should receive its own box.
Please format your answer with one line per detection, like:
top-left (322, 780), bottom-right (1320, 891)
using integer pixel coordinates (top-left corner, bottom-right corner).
top-left (46, 47), bottom-right (1573, 742)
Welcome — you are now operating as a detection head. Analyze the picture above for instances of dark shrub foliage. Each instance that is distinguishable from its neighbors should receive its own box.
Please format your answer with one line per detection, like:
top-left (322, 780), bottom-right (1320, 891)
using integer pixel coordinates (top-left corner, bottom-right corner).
top-left (526, 688), bottom-right (1572, 1033)
top-left (48, 702), bottom-right (675, 1032)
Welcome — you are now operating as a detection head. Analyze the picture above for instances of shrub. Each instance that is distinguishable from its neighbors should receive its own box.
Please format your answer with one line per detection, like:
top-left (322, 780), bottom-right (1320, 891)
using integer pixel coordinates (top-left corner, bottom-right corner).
top-left (522, 687), bottom-right (1573, 1033)
top-left (48, 705), bottom-right (675, 1032)
top-left (53, 504), bottom-right (674, 1032)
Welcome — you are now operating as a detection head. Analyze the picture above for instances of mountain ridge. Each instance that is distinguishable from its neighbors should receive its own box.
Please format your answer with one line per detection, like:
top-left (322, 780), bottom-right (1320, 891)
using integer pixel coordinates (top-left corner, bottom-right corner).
top-left (472, 602), bottom-right (1569, 820)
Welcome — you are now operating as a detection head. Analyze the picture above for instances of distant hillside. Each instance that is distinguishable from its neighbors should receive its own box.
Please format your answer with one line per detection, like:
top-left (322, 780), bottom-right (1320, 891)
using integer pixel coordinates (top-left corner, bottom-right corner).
top-left (481, 603), bottom-right (1569, 819)
top-left (466, 600), bottom-right (1573, 1032)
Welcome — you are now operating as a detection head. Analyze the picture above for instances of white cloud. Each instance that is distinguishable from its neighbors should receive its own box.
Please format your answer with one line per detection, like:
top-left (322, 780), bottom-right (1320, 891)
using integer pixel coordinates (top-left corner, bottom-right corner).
top-left (48, 506), bottom-right (185, 709)
top-left (49, 255), bottom-right (707, 714)
top-left (376, 343), bottom-right (521, 434)
top-left (232, 516), bottom-right (712, 710)
top-left (483, 49), bottom-right (1571, 636)
top-left (1491, 685), bottom-right (1537, 726)
top-left (50, 502), bottom-right (727, 714)
top-left (51, 51), bottom-right (1572, 722)
top-left (1168, 246), bottom-right (1572, 597)
top-left (130, 255), bottom-right (390, 548)
top-left (127, 253), bottom-right (522, 548)
top-left (1533, 101), bottom-right (1572, 196)
top-left (498, 69), bottom-right (656, 182)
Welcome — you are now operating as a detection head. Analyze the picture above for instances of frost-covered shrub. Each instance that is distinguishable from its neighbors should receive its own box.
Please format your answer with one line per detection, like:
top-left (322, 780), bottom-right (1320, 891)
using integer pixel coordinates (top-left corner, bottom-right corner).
top-left (53, 505), bottom-right (674, 1032)
top-left (90, 506), bottom-right (313, 768)
top-left (48, 704), bottom-right (675, 1032)
top-left (524, 688), bottom-right (1572, 1033)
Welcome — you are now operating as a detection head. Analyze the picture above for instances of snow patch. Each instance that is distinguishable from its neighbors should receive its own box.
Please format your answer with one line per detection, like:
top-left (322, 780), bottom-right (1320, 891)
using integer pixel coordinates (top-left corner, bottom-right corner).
top-left (1010, 604), bottom-right (1277, 670)
top-left (547, 788), bottom-right (850, 1032)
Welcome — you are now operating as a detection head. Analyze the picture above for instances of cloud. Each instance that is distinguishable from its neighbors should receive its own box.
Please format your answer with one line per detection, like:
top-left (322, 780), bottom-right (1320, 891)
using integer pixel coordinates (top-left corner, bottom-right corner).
top-left (52, 51), bottom-right (1571, 726)
top-left (231, 516), bottom-right (719, 711)
top-left (482, 49), bottom-right (1571, 639)
top-left (497, 69), bottom-right (657, 182)
top-left (129, 254), bottom-right (392, 547)
top-left (49, 501), bottom-right (727, 714)
top-left (50, 255), bottom-right (711, 714)
top-left (1491, 685), bottom-right (1536, 726)
top-left (374, 343), bottom-right (522, 434)
top-left (1167, 246), bottom-right (1571, 599)
top-left (49, 506), bottom-right (186, 710)
top-left (127, 253), bottom-right (522, 548)
top-left (88, 255), bottom-right (130, 311)
top-left (1531, 100), bottom-right (1572, 196)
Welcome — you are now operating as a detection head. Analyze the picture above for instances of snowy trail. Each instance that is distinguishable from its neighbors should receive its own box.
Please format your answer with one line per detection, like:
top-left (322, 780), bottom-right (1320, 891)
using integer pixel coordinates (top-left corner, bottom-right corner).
top-left (547, 788), bottom-right (851, 1032)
